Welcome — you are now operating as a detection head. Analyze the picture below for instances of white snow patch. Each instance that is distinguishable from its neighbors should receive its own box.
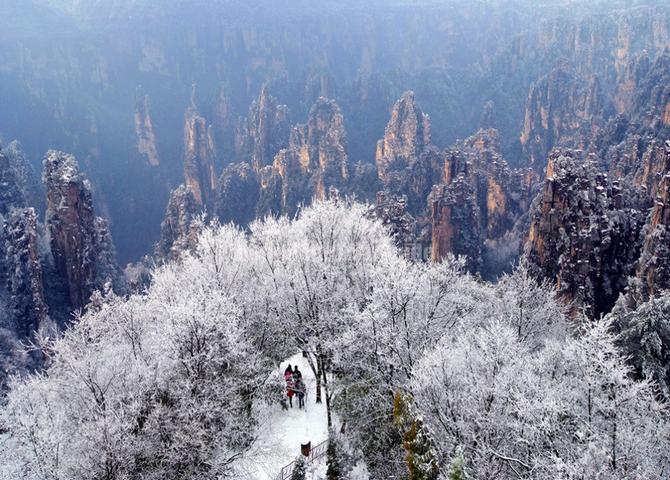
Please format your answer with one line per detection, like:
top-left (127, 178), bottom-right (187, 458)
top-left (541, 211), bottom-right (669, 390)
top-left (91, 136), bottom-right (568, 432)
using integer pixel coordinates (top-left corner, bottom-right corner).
top-left (349, 461), bottom-right (371, 480)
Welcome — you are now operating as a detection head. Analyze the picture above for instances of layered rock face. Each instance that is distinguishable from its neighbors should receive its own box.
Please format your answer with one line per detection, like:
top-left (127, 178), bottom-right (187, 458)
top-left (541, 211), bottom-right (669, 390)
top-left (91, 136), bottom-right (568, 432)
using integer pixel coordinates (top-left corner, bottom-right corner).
top-left (606, 135), bottom-right (670, 202)
top-left (43, 151), bottom-right (120, 310)
top-left (242, 87), bottom-right (291, 172)
top-left (308, 98), bottom-right (349, 198)
top-left (156, 103), bottom-right (217, 261)
top-left (520, 65), bottom-right (610, 170)
top-left (524, 150), bottom-right (644, 318)
top-left (184, 106), bottom-right (217, 208)
top-left (619, 55), bottom-right (670, 299)
top-left (430, 130), bottom-right (532, 274)
top-left (455, 130), bottom-right (532, 238)
top-left (0, 144), bottom-right (46, 337)
top-left (272, 97), bottom-right (349, 215)
top-left (4, 141), bottom-right (43, 212)
top-left (636, 141), bottom-right (670, 298)
top-left (0, 145), bottom-right (47, 382)
top-left (216, 162), bottom-right (260, 227)
top-left (213, 86), bottom-right (243, 163)
top-left (603, 51), bottom-right (670, 188)
top-left (0, 147), bottom-right (25, 215)
top-left (371, 191), bottom-right (431, 261)
top-left (627, 51), bottom-right (670, 131)
top-left (519, 40), bottom-right (670, 174)
top-left (256, 165), bottom-right (283, 218)
top-left (1, 208), bottom-right (47, 338)
top-left (155, 185), bottom-right (201, 261)
top-left (349, 161), bottom-right (382, 204)
top-left (134, 93), bottom-right (160, 167)
top-left (430, 177), bottom-right (481, 271)
top-left (613, 52), bottom-right (651, 116)
top-left (519, 50), bottom-right (670, 318)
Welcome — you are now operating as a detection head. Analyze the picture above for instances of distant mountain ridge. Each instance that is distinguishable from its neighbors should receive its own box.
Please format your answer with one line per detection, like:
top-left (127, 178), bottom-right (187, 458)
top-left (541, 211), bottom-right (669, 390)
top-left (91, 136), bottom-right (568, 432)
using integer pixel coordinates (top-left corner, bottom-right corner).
top-left (1, 0), bottom-right (668, 263)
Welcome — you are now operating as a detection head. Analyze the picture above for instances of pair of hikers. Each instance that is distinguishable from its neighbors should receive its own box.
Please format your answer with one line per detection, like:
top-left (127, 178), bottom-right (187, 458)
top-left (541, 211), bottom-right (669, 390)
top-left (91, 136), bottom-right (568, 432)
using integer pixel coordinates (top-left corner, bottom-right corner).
top-left (284, 365), bottom-right (306, 409)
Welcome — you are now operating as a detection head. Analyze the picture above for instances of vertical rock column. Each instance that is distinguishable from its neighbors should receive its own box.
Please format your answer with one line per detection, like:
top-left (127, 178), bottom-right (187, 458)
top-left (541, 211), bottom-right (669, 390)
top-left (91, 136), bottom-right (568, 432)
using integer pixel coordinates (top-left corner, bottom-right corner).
top-left (184, 107), bottom-right (217, 209)
top-left (43, 150), bottom-right (119, 310)
top-left (2, 208), bottom-right (47, 337)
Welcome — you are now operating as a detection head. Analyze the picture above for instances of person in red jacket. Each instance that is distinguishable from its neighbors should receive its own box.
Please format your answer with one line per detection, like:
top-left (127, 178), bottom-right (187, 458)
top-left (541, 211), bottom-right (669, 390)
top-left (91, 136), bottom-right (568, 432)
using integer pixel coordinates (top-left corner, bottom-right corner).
top-left (284, 365), bottom-right (295, 408)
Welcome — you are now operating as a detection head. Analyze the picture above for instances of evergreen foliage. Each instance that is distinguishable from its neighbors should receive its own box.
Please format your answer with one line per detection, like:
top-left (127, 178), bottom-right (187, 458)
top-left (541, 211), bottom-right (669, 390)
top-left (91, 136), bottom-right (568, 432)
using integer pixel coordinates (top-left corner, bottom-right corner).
top-left (448, 448), bottom-right (468, 480)
top-left (326, 432), bottom-right (344, 480)
top-left (394, 392), bottom-right (439, 480)
top-left (291, 456), bottom-right (307, 480)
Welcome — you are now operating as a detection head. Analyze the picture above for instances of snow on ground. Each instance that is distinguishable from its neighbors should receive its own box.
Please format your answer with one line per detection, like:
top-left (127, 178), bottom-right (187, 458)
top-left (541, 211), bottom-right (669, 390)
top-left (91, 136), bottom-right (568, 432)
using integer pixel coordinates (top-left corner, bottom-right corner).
top-left (235, 352), bottom-right (330, 480)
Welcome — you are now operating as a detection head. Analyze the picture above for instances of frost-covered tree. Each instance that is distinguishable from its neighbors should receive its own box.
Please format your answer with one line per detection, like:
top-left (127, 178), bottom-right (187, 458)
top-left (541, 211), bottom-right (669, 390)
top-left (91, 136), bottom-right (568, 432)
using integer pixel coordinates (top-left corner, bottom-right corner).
top-left (1, 201), bottom-right (668, 480)
top-left (611, 291), bottom-right (670, 398)
top-left (494, 264), bottom-right (569, 345)
top-left (0, 229), bottom-right (278, 480)
top-left (334, 253), bottom-right (493, 478)
top-left (251, 200), bottom-right (396, 425)
top-left (412, 318), bottom-right (670, 479)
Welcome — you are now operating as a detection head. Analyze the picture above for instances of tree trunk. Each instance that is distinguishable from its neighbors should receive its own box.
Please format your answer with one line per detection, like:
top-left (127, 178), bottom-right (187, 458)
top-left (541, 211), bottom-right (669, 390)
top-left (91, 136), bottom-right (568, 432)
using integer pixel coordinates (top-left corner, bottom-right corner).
top-left (340, 389), bottom-right (347, 434)
top-left (321, 359), bottom-right (333, 428)
top-left (611, 389), bottom-right (617, 472)
top-left (306, 351), bottom-right (322, 403)
top-left (316, 367), bottom-right (323, 404)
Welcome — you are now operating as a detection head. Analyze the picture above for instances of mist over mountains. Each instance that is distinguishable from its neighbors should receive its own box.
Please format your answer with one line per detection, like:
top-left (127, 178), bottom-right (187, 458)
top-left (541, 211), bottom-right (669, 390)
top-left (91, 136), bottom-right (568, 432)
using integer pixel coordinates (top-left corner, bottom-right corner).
top-left (1, 0), bottom-right (667, 262)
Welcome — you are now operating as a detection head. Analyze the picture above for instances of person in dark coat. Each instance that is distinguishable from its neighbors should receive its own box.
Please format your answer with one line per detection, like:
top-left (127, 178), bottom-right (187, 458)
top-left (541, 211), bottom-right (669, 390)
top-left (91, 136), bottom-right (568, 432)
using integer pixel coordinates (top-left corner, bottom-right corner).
top-left (294, 377), bottom-right (306, 409)
top-left (292, 366), bottom-right (302, 381)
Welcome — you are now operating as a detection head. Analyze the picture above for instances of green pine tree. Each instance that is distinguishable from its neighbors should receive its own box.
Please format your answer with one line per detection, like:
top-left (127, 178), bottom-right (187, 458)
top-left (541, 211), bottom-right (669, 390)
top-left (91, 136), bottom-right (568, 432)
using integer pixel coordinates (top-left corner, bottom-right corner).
top-left (394, 391), bottom-right (439, 480)
top-left (326, 433), bottom-right (343, 480)
top-left (448, 448), bottom-right (468, 480)
top-left (291, 456), bottom-right (307, 480)
top-left (403, 419), bottom-right (439, 480)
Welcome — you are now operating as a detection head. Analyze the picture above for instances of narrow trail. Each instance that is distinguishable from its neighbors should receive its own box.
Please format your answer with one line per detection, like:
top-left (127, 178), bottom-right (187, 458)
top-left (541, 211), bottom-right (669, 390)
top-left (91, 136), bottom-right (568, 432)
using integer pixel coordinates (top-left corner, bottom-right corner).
top-left (235, 353), bottom-right (329, 479)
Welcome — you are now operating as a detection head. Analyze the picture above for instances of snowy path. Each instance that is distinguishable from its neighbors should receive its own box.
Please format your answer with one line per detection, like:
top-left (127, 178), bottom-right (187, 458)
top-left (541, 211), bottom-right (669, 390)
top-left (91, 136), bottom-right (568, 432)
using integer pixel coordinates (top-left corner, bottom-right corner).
top-left (235, 352), bottom-right (329, 480)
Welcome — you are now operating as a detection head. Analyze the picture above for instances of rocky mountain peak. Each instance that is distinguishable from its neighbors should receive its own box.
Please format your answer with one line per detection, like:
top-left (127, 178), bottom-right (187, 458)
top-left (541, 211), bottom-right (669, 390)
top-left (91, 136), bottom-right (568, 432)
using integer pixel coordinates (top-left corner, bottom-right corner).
top-left (184, 106), bottom-right (217, 209)
top-left (270, 97), bottom-right (349, 215)
top-left (243, 87), bottom-right (291, 172)
top-left (303, 97), bottom-right (348, 185)
top-left (156, 185), bottom-right (201, 261)
top-left (430, 129), bottom-right (531, 275)
top-left (376, 91), bottom-right (431, 185)
top-left (43, 150), bottom-right (120, 310)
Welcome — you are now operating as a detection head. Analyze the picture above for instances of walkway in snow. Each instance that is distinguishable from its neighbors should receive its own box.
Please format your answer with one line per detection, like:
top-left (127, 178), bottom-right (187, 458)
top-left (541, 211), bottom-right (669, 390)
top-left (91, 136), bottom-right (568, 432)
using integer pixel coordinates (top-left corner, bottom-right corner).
top-left (235, 352), bottom-right (330, 480)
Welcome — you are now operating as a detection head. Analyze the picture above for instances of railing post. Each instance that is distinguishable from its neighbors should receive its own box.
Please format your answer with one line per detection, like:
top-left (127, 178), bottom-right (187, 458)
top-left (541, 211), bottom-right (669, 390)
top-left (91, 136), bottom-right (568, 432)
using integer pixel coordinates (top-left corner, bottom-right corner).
top-left (274, 439), bottom-right (329, 480)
